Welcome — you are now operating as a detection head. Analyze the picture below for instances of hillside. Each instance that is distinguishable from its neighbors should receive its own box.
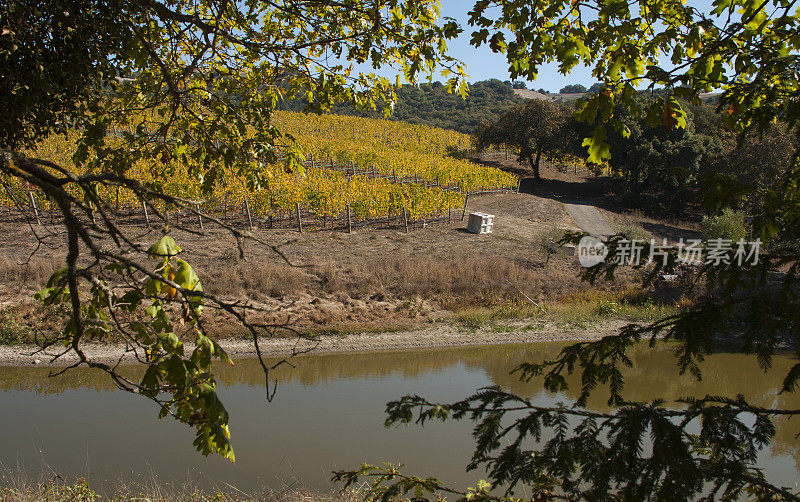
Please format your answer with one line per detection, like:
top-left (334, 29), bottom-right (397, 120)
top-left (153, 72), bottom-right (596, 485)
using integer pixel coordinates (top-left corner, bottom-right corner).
top-left (278, 79), bottom-right (525, 135)
top-left (513, 88), bottom-right (586, 102)
top-left (7, 112), bottom-right (517, 227)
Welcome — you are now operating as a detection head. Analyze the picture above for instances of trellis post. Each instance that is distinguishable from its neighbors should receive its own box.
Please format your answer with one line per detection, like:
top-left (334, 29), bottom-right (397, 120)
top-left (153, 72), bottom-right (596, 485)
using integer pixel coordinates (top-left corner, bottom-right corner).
top-left (28, 191), bottom-right (40, 225)
top-left (244, 198), bottom-right (253, 231)
top-left (295, 202), bottom-right (303, 233)
top-left (142, 200), bottom-right (150, 228)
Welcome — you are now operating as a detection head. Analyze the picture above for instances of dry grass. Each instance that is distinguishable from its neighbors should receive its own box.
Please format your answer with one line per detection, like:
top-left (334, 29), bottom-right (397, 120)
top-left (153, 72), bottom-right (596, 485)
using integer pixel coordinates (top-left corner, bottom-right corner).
top-left (199, 249), bottom-right (601, 310)
top-left (547, 287), bottom-right (683, 328)
top-left (451, 302), bottom-right (541, 328)
top-left (203, 259), bottom-right (312, 299)
top-left (448, 286), bottom-right (685, 331)
top-left (0, 247), bottom-right (650, 345)
top-left (325, 253), bottom-right (593, 308)
top-left (0, 474), bottom-right (358, 502)
top-left (0, 255), bottom-right (61, 289)
top-left (0, 180), bottom-right (694, 343)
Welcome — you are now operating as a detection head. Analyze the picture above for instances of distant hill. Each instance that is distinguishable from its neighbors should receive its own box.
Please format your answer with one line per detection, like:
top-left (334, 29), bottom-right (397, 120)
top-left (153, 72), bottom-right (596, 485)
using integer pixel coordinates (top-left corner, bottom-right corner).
top-left (277, 79), bottom-right (525, 135)
top-left (276, 80), bottom-right (723, 136)
top-left (513, 88), bottom-right (586, 102)
top-left (514, 88), bottom-right (721, 105)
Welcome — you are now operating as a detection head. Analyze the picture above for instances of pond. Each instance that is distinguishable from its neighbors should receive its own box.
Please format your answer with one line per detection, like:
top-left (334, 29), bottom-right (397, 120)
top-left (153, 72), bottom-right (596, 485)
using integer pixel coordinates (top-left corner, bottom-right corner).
top-left (1, 343), bottom-right (798, 495)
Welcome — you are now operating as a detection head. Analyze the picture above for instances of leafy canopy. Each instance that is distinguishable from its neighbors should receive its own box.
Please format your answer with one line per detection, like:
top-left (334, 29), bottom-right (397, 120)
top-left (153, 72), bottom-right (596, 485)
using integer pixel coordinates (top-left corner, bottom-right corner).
top-left (1, 0), bottom-right (465, 461)
top-left (469, 0), bottom-right (800, 164)
top-left (472, 99), bottom-right (573, 180)
top-left (336, 1), bottom-right (800, 500)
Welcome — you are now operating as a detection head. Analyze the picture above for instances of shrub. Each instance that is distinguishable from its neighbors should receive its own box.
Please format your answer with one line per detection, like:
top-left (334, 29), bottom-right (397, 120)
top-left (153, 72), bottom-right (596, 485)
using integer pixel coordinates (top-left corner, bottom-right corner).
top-left (616, 223), bottom-right (652, 242)
top-left (0, 311), bottom-right (26, 345)
top-left (594, 300), bottom-right (621, 317)
top-left (701, 208), bottom-right (747, 242)
top-left (534, 227), bottom-right (568, 255)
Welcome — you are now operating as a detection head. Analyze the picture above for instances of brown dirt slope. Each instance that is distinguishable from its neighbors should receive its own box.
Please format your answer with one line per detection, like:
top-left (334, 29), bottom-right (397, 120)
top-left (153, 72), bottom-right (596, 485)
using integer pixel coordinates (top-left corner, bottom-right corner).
top-left (0, 163), bottom-right (698, 342)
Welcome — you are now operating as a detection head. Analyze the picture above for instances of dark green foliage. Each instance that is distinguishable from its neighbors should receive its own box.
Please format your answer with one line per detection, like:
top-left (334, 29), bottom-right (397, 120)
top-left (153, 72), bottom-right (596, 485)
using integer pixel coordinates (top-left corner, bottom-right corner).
top-left (278, 79), bottom-right (525, 134)
top-left (566, 96), bottom-right (795, 218)
top-left (338, 390), bottom-right (784, 500)
top-left (699, 123), bottom-right (797, 217)
top-left (701, 209), bottom-right (748, 242)
top-left (335, 1), bottom-right (800, 500)
top-left (560, 84), bottom-right (587, 94)
top-left (472, 99), bottom-right (573, 180)
top-left (604, 97), bottom-right (725, 207)
top-left (0, 0), bottom-right (134, 150)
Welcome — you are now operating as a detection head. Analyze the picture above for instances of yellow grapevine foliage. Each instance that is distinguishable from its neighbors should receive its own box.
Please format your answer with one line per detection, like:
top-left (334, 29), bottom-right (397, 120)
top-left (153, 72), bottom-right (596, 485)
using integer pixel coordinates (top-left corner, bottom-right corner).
top-left (1, 113), bottom-right (517, 221)
top-left (273, 111), bottom-right (517, 193)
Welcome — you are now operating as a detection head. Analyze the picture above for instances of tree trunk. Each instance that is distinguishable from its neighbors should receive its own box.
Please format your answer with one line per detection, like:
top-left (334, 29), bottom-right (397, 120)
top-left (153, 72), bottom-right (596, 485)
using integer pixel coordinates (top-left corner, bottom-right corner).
top-left (529, 148), bottom-right (543, 181)
top-left (631, 162), bottom-right (641, 193)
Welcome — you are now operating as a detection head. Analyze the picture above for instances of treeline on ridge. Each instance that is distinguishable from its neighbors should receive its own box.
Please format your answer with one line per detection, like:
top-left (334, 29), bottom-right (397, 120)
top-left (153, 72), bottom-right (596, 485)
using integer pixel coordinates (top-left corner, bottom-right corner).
top-left (277, 79), bottom-right (525, 135)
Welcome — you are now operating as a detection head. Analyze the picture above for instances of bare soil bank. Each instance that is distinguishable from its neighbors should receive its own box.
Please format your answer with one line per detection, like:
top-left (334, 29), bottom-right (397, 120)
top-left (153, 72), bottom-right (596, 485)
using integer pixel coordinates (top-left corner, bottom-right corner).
top-left (0, 163), bottom-right (698, 357)
top-left (0, 319), bottom-right (629, 367)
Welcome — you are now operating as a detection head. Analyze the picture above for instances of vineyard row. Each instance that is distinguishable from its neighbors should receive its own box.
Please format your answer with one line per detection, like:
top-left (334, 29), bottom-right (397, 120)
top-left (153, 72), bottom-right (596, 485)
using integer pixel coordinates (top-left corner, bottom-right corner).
top-left (3, 158), bottom-right (518, 234)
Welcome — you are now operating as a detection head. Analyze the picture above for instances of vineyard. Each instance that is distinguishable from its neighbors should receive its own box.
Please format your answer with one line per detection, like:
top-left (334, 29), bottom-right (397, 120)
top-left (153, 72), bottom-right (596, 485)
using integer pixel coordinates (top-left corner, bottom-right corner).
top-left (2, 112), bottom-right (519, 231)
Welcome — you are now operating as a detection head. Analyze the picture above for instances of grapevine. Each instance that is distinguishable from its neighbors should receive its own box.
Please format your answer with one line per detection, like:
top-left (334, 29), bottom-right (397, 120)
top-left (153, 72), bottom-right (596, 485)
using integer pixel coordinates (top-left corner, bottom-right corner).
top-left (2, 113), bottom-right (520, 227)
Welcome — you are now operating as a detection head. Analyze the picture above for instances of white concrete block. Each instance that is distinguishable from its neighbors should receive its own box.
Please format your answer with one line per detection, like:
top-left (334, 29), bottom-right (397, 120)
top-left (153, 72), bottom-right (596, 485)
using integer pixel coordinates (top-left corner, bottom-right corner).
top-left (467, 212), bottom-right (494, 234)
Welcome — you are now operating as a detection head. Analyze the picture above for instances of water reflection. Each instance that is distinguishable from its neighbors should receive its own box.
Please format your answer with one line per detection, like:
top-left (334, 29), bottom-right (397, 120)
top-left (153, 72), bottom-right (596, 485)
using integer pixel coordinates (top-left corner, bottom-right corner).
top-left (0, 343), bottom-right (798, 492)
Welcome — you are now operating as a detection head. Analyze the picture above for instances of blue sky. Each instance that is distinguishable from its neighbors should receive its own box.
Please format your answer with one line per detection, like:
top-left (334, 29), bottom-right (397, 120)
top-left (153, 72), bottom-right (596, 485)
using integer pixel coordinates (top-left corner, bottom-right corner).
top-left (436, 2), bottom-right (594, 91)
top-left (384, 1), bottom-right (719, 92)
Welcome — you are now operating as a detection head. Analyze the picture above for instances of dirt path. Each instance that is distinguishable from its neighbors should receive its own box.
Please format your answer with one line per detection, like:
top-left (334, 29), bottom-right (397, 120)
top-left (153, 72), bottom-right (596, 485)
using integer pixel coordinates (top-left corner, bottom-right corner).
top-left (564, 202), bottom-right (616, 237)
top-left (0, 319), bottom-right (629, 367)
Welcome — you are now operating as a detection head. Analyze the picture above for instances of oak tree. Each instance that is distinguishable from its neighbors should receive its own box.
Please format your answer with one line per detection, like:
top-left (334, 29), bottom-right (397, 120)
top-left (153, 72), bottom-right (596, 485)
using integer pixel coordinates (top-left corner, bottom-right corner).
top-left (0, 0), bottom-right (464, 461)
top-left (337, 1), bottom-right (800, 500)
top-left (472, 99), bottom-right (571, 181)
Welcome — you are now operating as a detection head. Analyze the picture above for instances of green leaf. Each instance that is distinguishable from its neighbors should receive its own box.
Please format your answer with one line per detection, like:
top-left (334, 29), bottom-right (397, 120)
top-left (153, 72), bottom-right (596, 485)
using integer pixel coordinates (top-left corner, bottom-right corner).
top-left (160, 332), bottom-right (183, 354)
top-left (140, 365), bottom-right (160, 396)
top-left (582, 126), bottom-right (611, 164)
top-left (147, 236), bottom-right (182, 258)
top-left (144, 277), bottom-right (162, 296)
top-left (174, 259), bottom-right (201, 291)
top-left (46, 267), bottom-right (69, 288)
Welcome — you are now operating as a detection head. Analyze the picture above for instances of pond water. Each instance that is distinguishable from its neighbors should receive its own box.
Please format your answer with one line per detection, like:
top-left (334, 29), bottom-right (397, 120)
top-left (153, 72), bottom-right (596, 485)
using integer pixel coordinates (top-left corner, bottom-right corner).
top-left (1, 343), bottom-right (798, 495)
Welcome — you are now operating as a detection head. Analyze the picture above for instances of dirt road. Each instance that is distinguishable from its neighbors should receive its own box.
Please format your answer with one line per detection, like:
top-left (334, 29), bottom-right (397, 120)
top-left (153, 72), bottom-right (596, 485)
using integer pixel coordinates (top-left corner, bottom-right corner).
top-left (564, 203), bottom-right (616, 237)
